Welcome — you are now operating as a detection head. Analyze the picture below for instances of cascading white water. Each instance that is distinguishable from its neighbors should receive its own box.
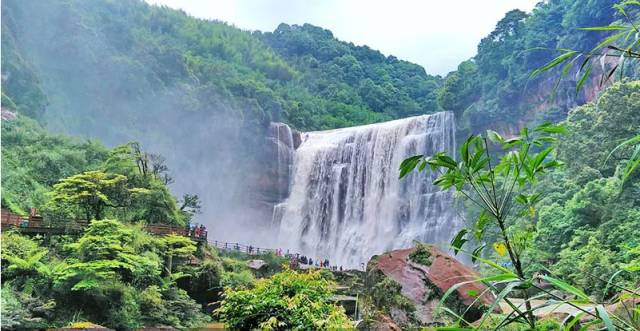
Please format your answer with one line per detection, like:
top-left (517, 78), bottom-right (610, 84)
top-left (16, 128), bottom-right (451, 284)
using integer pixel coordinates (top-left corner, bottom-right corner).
top-left (275, 111), bottom-right (463, 267)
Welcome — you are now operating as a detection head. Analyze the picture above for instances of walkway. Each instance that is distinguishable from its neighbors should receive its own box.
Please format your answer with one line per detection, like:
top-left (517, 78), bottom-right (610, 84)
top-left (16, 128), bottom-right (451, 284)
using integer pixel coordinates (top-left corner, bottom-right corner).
top-left (499, 298), bottom-right (597, 317)
top-left (1, 208), bottom-right (207, 242)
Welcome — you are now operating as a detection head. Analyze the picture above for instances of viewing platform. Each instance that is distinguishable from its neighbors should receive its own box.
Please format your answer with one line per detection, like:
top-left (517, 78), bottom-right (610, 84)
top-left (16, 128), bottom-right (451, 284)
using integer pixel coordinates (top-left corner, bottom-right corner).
top-left (0, 208), bottom-right (207, 242)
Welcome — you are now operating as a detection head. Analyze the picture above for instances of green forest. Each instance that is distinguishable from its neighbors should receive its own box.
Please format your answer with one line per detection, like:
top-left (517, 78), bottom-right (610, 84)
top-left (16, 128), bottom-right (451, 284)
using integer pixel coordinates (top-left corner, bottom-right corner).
top-left (1, 0), bottom-right (639, 329)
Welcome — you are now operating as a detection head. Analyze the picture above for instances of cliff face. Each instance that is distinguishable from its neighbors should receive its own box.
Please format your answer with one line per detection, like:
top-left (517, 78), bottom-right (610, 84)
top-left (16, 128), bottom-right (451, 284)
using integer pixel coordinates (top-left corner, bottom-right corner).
top-left (251, 122), bottom-right (301, 221)
top-left (473, 72), bottom-right (606, 139)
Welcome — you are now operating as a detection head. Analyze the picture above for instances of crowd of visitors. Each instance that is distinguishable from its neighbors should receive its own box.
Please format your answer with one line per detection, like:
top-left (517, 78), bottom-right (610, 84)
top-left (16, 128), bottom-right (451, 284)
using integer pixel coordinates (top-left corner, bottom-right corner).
top-left (209, 240), bottom-right (351, 272)
top-left (186, 223), bottom-right (207, 239)
top-left (295, 255), bottom-right (343, 271)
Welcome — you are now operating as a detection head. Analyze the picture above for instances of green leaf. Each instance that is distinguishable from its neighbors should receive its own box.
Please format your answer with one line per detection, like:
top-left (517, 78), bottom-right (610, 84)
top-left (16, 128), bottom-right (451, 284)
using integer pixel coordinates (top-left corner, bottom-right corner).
top-left (590, 31), bottom-right (625, 53)
top-left (450, 229), bottom-right (468, 254)
top-left (515, 194), bottom-right (528, 205)
top-left (399, 155), bottom-right (423, 179)
top-left (604, 134), bottom-right (640, 184)
top-left (596, 305), bottom-right (615, 331)
top-left (534, 122), bottom-right (567, 134)
top-left (473, 211), bottom-right (491, 240)
top-left (477, 281), bottom-right (522, 329)
top-left (576, 63), bottom-right (593, 92)
top-left (503, 137), bottom-right (522, 149)
top-left (457, 249), bottom-right (517, 276)
top-left (532, 146), bottom-right (554, 171)
top-left (578, 25), bottom-right (629, 31)
top-left (437, 273), bottom-right (519, 323)
top-left (531, 51), bottom-right (578, 78)
top-left (563, 312), bottom-right (585, 331)
top-left (418, 160), bottom-right (427, 172)
top-left (460, 136), bottom-right (474, 164)
top-left (486, 130), bottom-right (504, 144)
top-left (541, 275), bottom-right (590, 302)
top-left (471, 245), bottom-right (486, 263)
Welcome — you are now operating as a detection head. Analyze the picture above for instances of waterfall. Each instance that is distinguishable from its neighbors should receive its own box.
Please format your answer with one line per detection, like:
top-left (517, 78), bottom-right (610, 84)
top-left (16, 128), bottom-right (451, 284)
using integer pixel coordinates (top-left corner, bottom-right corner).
top-left (274, 111), bottom-right (462, 267)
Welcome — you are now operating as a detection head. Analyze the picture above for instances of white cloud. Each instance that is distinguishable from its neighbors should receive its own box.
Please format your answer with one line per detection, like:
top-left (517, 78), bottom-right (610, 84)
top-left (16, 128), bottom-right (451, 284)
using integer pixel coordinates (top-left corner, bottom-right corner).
top-left (145, 0), bottom-right (539, 75)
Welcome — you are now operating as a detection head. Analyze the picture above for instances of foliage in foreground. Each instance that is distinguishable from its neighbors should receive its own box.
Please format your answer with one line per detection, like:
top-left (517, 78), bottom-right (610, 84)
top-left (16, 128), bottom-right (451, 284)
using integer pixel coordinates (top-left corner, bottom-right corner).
top-left (0, 221), bottom-right (211, 329)
top-left (400, 83), bottom-right (640, 330)
top-left (217, 269), bottom-right (352, 330)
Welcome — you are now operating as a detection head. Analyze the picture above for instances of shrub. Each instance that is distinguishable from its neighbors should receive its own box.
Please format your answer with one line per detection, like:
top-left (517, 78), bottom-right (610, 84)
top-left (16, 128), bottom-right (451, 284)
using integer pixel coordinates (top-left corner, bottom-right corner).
top-left (408, 244), bottom-right (432, 266)
top-left (217, 269), bottom-right (352, 330)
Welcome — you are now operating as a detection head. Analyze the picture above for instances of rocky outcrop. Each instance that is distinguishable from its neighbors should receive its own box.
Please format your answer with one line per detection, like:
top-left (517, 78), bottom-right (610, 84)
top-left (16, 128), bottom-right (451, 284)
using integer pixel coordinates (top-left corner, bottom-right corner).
top-left (365, 245), bottom-right (496, 328)
top-left (1, 108), bottom-right (17, 120)
top-left (250, 122), bottom-right (302, 225)
top-left (258, 122), bottom-right (301, 204)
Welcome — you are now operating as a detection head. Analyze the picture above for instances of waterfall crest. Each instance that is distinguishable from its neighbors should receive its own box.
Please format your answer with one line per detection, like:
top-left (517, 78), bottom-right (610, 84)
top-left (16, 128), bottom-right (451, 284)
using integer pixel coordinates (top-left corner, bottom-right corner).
top-left (275, 111), bottom-right (462, 267)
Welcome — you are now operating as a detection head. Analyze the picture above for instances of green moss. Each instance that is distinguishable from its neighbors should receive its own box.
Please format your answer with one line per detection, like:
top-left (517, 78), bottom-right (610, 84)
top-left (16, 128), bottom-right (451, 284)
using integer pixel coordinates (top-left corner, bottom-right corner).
top-left (409, 244), bottom-right (432, 266)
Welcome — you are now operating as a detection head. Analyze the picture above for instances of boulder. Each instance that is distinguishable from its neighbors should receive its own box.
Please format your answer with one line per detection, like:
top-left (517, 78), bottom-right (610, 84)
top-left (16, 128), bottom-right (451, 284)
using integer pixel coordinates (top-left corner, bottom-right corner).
top-left (357, 314), bottom-right (402, 331)
top-left (365, 245), bottom-right (497, 328)
top-left (247, 259), bottom-right (267, 270)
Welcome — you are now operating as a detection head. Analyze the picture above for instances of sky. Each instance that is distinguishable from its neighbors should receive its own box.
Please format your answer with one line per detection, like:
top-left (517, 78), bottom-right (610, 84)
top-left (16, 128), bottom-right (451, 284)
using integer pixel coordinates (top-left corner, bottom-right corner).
top-left (145, 0), bottom-right (539, 76)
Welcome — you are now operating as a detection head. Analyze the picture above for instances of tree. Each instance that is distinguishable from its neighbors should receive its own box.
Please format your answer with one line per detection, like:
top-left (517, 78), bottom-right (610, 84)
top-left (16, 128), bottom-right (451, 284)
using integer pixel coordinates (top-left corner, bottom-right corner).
top-left (159, 234), bottom-right (196, 276)
top-left (57, 219), bottom-right (162, 290)
top-left (46, 171), bottom-right (146, 221)
top-left (179, 193), bottom-right (202, 218)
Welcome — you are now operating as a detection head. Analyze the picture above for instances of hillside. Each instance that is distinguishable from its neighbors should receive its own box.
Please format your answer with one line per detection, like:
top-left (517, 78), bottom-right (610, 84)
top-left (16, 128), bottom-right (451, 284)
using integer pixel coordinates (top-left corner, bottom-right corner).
top-left (0, 0), bottom-right (443, 134)
top-left (5, 0), bottom-right (636, 136)
top-left (440, 0), bottom-right (640, 132)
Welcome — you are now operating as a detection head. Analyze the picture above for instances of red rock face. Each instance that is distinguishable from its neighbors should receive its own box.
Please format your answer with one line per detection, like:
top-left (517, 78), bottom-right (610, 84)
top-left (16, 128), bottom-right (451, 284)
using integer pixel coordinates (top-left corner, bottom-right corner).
top-left (369, 245), bottom-right (497, 326)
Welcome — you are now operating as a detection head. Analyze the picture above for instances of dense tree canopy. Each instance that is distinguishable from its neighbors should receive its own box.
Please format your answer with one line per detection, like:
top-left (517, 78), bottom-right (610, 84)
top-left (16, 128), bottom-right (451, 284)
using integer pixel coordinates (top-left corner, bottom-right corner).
top-left (530, 80), bottom-right (640, 296)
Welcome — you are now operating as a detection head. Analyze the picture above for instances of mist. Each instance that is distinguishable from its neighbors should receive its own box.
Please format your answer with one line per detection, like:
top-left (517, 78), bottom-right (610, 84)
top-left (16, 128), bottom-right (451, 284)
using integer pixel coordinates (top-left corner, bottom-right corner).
top-left (4, 0), bottom-right (277, 244)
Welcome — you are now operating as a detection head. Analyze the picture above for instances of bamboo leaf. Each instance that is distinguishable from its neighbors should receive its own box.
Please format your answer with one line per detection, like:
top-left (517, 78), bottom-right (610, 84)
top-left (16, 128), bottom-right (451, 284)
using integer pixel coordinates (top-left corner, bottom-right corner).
top-left (541, 275), bottom-right (590, 302)
top-left (531, 51), bottom-right (577, 78)
top-left (563, 312), bottom-right (585, 331)
top-left (487, 130), bottom-right (504, 144)
top-left (596, 305), bottom-right (615, 331)
top-left (450, 229), bottom-right (468, 254)
top-left (579, 25), bottom-right (629, 31)
top-left (477, 281), bottom-right (522, 329)
top-left (576, 64), bottom-right (593, 92)
top-left (591, 31), bottom-right (625, 53)
top-left (399, 155), bottom-right (423, 179)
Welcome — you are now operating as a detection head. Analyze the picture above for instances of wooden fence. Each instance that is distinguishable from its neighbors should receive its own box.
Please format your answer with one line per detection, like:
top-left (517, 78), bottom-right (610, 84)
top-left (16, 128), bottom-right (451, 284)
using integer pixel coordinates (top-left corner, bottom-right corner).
top-left (0, 208), bottom-right (207, 241)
